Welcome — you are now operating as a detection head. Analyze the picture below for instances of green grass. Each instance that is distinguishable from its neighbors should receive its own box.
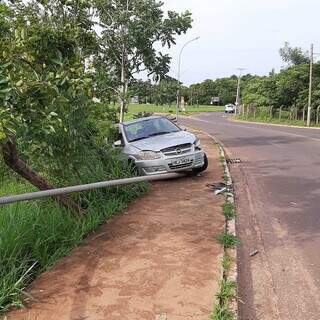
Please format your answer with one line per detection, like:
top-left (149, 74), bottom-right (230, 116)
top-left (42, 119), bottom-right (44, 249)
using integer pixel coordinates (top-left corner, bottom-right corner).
top-left (222, 173), bottom-right (229, 183)
top-left (221, 203), bottom-right (235, 221)
top-left (211, 280), bottom-right (236, 320)
top-left (211, 303), bottom-right (235, 320)
top-left (125, 104), bottom-right (224, 120)
top-left (222, 253), bottom-right (232, 271)
top-left (216, 280), bottom-right (237, 303)
top-left (0, 177), bottom-right (146, 312)
top-left (217, 233), bottom-right (238, 249)
top-left (236, 114), bottom-right (320, 128)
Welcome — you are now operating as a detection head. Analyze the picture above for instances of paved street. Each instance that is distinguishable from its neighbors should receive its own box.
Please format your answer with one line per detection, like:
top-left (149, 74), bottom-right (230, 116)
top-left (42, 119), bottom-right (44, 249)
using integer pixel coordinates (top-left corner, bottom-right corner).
top-left (181, 113), bottom-right (320, 320)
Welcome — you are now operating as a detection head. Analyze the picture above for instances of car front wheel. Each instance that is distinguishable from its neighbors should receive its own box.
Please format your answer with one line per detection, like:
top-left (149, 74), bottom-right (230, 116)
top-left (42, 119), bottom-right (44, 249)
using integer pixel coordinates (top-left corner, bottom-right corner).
top-left (192, 153), bottom-right (208, 175)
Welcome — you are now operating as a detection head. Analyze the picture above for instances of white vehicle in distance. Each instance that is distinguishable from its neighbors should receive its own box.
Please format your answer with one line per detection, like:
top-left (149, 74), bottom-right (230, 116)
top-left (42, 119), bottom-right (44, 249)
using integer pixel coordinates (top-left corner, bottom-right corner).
top-left (114, 116), bottom-right (208, 176)
top-left (224, 103), bottom-right (235, 114)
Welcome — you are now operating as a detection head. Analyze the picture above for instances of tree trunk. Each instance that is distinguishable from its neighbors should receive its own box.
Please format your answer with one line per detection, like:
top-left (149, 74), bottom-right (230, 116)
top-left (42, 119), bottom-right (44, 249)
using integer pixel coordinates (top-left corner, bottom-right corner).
top-left (119, 52), bottom-right (128, 123)
top-left (2, 137), bottom-right (82, 214)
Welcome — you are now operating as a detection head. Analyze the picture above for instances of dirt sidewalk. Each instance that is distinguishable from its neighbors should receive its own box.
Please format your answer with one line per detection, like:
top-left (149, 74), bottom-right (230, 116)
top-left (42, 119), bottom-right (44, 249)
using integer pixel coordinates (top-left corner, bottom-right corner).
top-left (6, 132), bottom-right (225, 320)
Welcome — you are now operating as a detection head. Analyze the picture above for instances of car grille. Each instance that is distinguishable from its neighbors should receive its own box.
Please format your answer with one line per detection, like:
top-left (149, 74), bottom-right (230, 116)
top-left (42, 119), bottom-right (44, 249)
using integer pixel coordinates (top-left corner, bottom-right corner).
top-left (161, 143), bottom-right (192, 157)
top-left (168, 160), bottom-right (194, 170)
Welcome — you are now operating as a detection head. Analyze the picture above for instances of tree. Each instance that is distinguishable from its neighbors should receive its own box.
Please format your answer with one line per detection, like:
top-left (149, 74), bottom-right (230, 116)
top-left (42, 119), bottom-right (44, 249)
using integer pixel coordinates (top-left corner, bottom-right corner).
top-left (242, 77), bottom-right (278, 107)
top-left (0, 0), bottom-right (100, 212)
top-left (153, 77), bottom-right (180, 106)
top-left (93, 0), bottom-right (192, 121)
top-left (214, 78), bottom-right (237, 105)
top-left (279, 42), bottom-right (309, 66)
top-left (275, 64), bottom-right (310, 107)
top-left (129, 79), bottom-right (154, 104)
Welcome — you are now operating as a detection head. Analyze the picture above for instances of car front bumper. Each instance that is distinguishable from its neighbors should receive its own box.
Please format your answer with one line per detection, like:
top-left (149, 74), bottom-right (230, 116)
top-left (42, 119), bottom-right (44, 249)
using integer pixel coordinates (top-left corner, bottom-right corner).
top-left (134, 150), bottom-right (205, 175)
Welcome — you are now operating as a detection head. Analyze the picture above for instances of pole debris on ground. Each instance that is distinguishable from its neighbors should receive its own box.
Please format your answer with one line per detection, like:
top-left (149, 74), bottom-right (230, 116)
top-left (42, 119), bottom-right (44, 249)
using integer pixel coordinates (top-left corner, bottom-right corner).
top-left (206, 182), bottom-right (233, 195)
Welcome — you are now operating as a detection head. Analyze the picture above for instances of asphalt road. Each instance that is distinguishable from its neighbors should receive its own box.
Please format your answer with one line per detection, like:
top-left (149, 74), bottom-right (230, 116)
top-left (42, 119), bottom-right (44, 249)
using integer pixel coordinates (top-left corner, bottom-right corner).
top-left (180, 113), bottom-right (320, 320)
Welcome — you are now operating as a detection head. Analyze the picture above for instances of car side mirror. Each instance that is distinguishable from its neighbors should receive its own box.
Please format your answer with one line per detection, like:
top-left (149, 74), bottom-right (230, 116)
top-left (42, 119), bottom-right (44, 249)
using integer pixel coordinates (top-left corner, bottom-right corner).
top-left (180, 126), bottom-right (187, 131)
top-left (113, 140), bottom-right (123, 148)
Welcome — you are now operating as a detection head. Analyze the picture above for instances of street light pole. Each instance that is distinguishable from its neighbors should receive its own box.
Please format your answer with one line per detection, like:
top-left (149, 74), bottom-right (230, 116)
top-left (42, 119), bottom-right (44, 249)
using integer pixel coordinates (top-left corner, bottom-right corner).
top-left (176, 36), bottom-right (200, 122)
top-left (235, 68), bottom-right (245, 115)
top-left (307, 43), bottom-right (314, 127)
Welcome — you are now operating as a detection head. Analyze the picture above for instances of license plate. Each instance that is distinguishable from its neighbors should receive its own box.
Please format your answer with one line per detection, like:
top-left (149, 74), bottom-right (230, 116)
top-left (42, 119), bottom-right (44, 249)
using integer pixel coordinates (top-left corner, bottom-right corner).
top-left (171, 157), bottom-right (191, 166)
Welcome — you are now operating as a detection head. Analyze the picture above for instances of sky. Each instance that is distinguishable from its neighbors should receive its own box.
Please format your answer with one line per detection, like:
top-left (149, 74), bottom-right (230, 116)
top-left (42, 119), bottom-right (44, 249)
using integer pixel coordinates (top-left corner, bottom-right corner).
top-left (161, 0), bottom-right (319, 85)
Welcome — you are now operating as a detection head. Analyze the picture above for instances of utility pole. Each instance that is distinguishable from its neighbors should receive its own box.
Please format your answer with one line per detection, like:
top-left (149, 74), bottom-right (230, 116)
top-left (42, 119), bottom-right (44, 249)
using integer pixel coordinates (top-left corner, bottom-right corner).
top-left (307, 43), bottom-right (314, 127)
top-left (176, 36), bottom-right (200, 122)
top-left (235, 68), bottom-right (245, 115)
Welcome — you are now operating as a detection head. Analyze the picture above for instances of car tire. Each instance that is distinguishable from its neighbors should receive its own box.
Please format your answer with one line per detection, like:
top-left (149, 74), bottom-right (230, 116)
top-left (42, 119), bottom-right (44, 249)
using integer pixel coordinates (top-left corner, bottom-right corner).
top-left (192, 153), bottom-right (208, 175)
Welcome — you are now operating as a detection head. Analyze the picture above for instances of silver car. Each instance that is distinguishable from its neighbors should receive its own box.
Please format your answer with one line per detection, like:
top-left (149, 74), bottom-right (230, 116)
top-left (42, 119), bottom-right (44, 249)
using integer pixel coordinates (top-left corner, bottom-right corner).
top-left (114, 116), bottom-right (208, 175)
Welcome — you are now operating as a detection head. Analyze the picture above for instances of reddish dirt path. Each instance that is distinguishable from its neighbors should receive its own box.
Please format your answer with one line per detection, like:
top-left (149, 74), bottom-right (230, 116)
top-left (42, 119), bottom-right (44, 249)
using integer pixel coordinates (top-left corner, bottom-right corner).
top-left (7, 132), bottom-right (224, 320)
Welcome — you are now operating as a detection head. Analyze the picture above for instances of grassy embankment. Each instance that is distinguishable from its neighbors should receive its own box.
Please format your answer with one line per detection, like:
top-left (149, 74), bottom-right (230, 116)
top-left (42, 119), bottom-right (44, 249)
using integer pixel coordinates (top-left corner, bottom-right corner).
top-left (0, 162), bottom-right (145, 312)
top-left (236, 108), bottom-right (320, 128)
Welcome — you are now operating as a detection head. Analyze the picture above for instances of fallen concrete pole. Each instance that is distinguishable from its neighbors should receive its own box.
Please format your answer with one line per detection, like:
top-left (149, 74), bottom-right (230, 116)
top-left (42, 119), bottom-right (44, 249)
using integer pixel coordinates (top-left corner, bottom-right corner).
top-left (0, 173), bottom-right (184, 206)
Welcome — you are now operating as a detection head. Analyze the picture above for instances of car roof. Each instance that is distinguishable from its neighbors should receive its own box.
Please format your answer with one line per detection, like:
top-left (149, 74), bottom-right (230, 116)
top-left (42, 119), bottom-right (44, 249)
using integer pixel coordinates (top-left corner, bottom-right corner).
top-left (120, 115), bottom-right (163, 126)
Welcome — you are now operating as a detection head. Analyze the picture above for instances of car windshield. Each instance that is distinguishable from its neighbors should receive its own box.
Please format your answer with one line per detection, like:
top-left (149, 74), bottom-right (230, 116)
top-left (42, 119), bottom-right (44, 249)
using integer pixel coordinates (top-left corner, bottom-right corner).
top-left (124, 118), bottom-right (180, 142)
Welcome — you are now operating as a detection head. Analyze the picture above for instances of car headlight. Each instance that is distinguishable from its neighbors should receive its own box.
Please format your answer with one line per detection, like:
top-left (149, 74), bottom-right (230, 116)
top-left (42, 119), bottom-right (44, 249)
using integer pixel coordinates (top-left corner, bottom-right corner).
top-left (136, 151), bottom-right (162, 160)
top-left (194, 138), bottom-right (202, 150)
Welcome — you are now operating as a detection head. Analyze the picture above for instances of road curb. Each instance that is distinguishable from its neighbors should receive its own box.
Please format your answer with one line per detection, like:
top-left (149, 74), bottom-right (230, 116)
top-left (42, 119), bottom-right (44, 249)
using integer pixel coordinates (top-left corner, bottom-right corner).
top-left (231, 117), bottom-right (320, 130)
top-left (212, 134), bottom-right (238, 319)
top-left (190, 127), bottom-right (238, 319)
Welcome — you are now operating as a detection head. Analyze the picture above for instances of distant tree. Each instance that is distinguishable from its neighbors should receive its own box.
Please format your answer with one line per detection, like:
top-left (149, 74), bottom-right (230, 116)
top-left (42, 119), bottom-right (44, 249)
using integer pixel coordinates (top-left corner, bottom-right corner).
top-left (279, 42), bottom-right (309, 66)
top-left (275, 64), bottom-right (310, 107)
top-left (154, 77), bottom-right (180, 106)
top-left (242, 77), bottom-right (278, 107)
top-left (214, 78), bottom-right (237, 105)
top-left (129, 79), bottom-right (154, 104)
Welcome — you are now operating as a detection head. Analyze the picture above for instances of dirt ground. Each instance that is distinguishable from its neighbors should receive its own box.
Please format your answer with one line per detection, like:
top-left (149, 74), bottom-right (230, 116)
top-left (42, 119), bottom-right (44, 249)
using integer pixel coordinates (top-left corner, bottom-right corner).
top-left (6, 132), bottom-right (225, 320)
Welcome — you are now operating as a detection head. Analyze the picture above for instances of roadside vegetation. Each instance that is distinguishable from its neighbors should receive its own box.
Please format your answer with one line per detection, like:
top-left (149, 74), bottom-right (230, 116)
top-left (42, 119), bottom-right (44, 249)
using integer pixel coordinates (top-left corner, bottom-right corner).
top-left (125, 104), bottom-right (224, 120)
top-left (129, 42), bottom-right (320, 127)
top-left (0, 178), bottom-right (146, 312)
top-left (221, 203), bottom-right (236, 221)
top-left (0, 0), bottom-right (192, 311)
top-left (235, 43), bottom-right (320, 126)
top-left (236, 107), bottom-right (320, 127)
top-left (211, 280), bottom-right (237, 320)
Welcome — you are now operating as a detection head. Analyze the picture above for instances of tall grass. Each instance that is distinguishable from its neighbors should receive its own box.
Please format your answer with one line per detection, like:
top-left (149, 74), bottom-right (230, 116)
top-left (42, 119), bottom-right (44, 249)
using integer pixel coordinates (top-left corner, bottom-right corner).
top-left (237, 107), bottom-right (320, 127)
top-left (0, 176), bottom-right (146, 312)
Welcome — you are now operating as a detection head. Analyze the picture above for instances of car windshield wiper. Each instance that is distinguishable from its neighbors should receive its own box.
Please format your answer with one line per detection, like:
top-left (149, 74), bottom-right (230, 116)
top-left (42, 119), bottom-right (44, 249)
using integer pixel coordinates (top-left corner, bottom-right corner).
top-left (147, 131), bottom-right (173, 137)
top-left (129, 136), bottom-right (150, 142)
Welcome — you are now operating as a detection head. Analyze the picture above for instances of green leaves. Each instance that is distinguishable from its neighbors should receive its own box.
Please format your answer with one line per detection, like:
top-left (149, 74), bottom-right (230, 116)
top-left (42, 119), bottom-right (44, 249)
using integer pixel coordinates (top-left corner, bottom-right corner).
top-left (95, 0), bottom-right (192, 85)
top-left (279, 42), bottom-right (309, 66)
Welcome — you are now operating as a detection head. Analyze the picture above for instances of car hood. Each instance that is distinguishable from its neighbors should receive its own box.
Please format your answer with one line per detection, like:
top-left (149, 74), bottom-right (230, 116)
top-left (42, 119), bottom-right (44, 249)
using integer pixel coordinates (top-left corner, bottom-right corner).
top-left (130, 131), bottom-right (196, 151)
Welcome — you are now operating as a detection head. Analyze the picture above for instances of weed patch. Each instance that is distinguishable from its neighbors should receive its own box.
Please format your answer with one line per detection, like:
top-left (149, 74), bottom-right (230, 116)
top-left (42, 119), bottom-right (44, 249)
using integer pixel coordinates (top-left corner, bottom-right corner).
top-left (218, 233), bottom-right (238, 249)
top-left (222, 253), bottom-right (232, 271)
top-left (221, 203), bottom-right (235, 221)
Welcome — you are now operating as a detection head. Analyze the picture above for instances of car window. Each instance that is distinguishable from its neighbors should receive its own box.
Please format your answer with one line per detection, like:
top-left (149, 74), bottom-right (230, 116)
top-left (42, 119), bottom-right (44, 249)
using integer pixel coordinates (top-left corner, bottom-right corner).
top-left (124, 118), bottom-right (180, 142)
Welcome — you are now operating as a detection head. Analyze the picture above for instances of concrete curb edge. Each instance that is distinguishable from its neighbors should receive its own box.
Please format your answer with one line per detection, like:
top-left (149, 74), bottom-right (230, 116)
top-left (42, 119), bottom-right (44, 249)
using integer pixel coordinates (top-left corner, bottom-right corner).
top-left (206, 132), bottom-right (238, 319)
top-left (185, 123), bottom-right (239, 319)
